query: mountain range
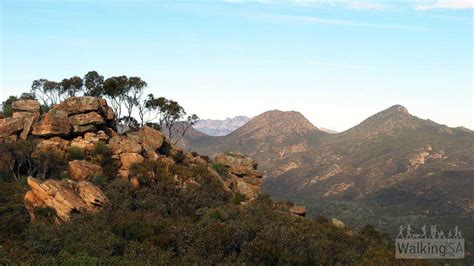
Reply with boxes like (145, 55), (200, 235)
(193, 116), (251, 136)
(184, 105), (474, 251)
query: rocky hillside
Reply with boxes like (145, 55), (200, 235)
(193, 116), (251, 136)
(185, 105), (474, 256)
(0, 96), (413, 264)
(0, 97), (271, 221)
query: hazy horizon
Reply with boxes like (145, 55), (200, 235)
(1, 0), (472, 131)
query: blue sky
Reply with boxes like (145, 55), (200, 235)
(1, 0), (472, 131)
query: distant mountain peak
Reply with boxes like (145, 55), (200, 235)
(194, 116), (251, 136)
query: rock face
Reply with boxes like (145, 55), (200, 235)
(0, 116), (25, 138)
(32, 109), (71, 137)
(24, 177), (109, 222)
(69, 112), (104, 126)
(214, 152), (263, 200)
(54, 96), (101, 115)
(13, 112), (40, 139)
(68, 160), (103, 181)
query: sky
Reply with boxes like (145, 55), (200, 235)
(0, 0), (473, 131)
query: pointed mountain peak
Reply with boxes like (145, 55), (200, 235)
(344, 105), (416, 137)
(384, 104), (409, 114)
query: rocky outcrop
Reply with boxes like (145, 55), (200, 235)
(14, 96), (272, 224)
(215, 152), (263, 179)
(24, 177), (109, 223)
(214, 152), (263, 200)
(0, 97), (115, 140)
(68, 160), (103, 181)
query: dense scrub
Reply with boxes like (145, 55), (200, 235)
(0, 161), (410, 265)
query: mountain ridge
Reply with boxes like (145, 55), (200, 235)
(184, 104), (474, 254)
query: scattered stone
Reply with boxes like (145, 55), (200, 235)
(330, 218), (346, 229)
(289, 205), (306, 217)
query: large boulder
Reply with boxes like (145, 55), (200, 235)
(68, 160), (103, 181)
(53, 96), (101, 115)
(69, 112), (104, 126)
(119, 153), (144, 169)
(32, 109), (71, 137)
(127, 126), (165, 151)
(24, 177), (109, 222)
(109, 135), (142, 155)
(0, 116), (24, 138)
(118, 153), (144, 179)
(11, 100), (40, 113)
(127, 127), (165, 160)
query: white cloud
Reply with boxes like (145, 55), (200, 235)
(415, 0), (474, 10)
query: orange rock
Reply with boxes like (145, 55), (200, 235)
(24, 177), (109, 223)
(68, 160), (103, 181)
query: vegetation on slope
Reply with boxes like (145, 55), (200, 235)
(0, 162), (411, 264)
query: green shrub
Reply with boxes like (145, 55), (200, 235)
(129, 160), (171, 186)
(35, 147), (66, 180)
(91, 175), (106, 187)
(33, 207), (57, 224)
(211, 163), (230, 180)
(62, 255), (100, 266)
(67, 147), (85, 161)
(231, 193), (246, 205)
(91, 142), (119, 179)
